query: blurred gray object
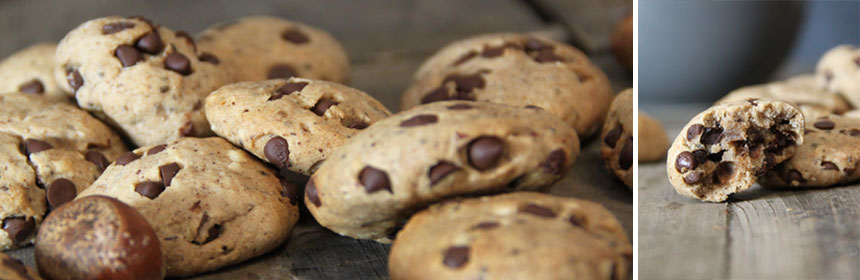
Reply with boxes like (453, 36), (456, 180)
(640, 0), (805, 104)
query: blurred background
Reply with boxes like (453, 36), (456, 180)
(641, 0), (860, 106)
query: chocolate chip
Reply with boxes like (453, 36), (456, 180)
(444, 74), (485, 99)
(135, 32), (163, 54)
(202, 224), (222, 244)
(305, 179), (321, 207)
(421, 87), (450, 104)
(85, 151), (109, 171)
(443, 246), (470, 268)
(533, 49), (563, 63)
(683, 170), (704, 184)
(18, 80), (44, 94)
(471, 221), (500, 230)
(23, 139), (52, 155)
(847, 129), (860, 137)
(400, 114), (438, 127)
(715, 162), (736, 184)
(198, 52), (220, 64)
(524, 39), (552, 52)
(267, 64), (298, 79)
(102, 22), (135, 34)
(687, 124), (704, 141)
(429, 161), (459, 185)
(447, 104), (473, 110)
(481, 46), (507, 58)
(67, 69), (84, 91)
(312, 99), (338, 116)
(2, 217), (35, 244)
(468, 136), (504, 171)
(700, 126), (724, 145)
(814, 120), (835, 130)
(115, 45), (143, 67)
(453, 50), (477, 66)
(264, 136), (290, 169)
(604, 125), (623, 148)
(675, 151), (697, 172)
(568, 214), (586, 227)
(822, 161), (839, 170)
(115, 152), (140, 166)
(159, 163), (181, 187)
(270, 82), (309, 101)
(707, 150), (725, 162)
(147, 144), (167, 155)
(786, 169), (804, 183)
(619, 137), (633, 170)
(282, 28), (310, 44)
(47, 178), (77, 208)
(174, 30), (195, 50)
(346, 121), (369, 130)
(540, 149), (566, 175)
(135, 181), (165, 199)
(525, 105), (542, 110)
(164, 52), (192, 75)
(359, 166), (392, 194)
(520, 204), (557, 218)
(179, 121), (195, 137)
(692, 149), (708, 164)
(280, 179), (299, 205)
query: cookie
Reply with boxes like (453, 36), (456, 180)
(400, 33), (613, 136)
(639, 112), (669, 163)
(817, 45), (860, 107)
(54, 16), (233, 146)
(78, 137), (299, 277)
(0, 252), (41, 280)
(198, 16), (350, 83)
(760, 115), (860, 188)
(600, 89), (633, 188)
(0, 43), (69, 101)
(667, 100), (804, 202)
(718, 75), (851, 120)
(611, 14), (633, 71)
(305, 101), (579, 241)
(205, 78), (391, 175)
(389, 192), (631, 280)
(0, 93), (127, 250)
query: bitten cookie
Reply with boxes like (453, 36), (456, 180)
(389, 192), (631, 280)
(55, 16), (233, 146)
(0, 43), (68, 101)
(78, 137), (299, 277)
(718, 75), (851, 120)
(1, 94), (127, 250)
(401, 33), (613, 136)
(600, 89), (633, 188)
(205, 78), (391, 175)
(198, 16), (350, 83)
(0, 252), (42, 280)
(305, 101), (579, 241)
(639, 112), (669, 163)
(817, 45), (860, 107)
(610, 14), (633, 71)
(760, 116), (860, 188)
(667, 100), (804, 202)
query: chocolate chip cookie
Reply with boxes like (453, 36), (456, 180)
(817, 45), (860, 107)
(55, 16), (233, 146)
(718, 75), (851, 120)
(78, 137), (299, 277)
(400, 33), (613, 136)
(205, 78), (391, 175)
(198, 16), (350, 83)
(0, 43), (69, 101)
(0, 93), (127, 250)
(0, 252), (41, 280)
(600, 89), (633, 188)
(389, 192), (631, 280)
(305, 101), (579, 241)
(760, 115), (860, 188)
(639, 112), (669, 163)
(667, 100), (804, 202)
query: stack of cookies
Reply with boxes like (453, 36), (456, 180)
(0, 14), (631, 280)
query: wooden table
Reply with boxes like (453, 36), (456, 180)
(1, 0), (632, 279)
(639, 104), (860, 280)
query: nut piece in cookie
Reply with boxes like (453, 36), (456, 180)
(305, 101), (579, 241)
(35, 195), (164, 280)
(0, 252), (42, 280)
(639, 112), (669, 163)
(389, 192), (631, 280)
(600, 89), (634, 188)
(666, 99), (804, 202)
(0, 43), (69, 101)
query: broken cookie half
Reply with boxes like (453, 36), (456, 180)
(667, 99), (804, 202)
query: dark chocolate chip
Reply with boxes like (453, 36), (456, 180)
(814, 120), (835, 130)
(46, 178), (76, 208)
(533, 49), (563, 63)
(179, 121), (195, 137)
(280, 179), (299, 205)
(115, 45), (143, 67)
(447, 104), (473, 110)
(359, 166), (392, 194)
(715, 162), (736, 184)
(164, 52), (192, 75)
(400, 114), (438, 127)
(174, 30), (195, 50)
(453, 50), (477, 66)
(18, 80), (44, 94)
(443, 246), (470, 268)
(84, 151), (110, 171)
(848, 129), (860, 137)
(481, 46), (507, 58)
(2, 217), (35, 244)
(525, 105), (543, 110)
(786, 169), (804, 183)
(312, 99), (338, 116)
(115, 152), (141, 166)
(707, 150), (725, 162)
(159, 163), (181, 187)
(346, 121), (369, 130)
(692, 149), (708, 165)
(135, 181), (165, 199)
(471, 221), (500, 230)
(700, 126), (724, 145)
(203, 224), (222, 244)
(305, 179), (321, 207)
(619, 137), (633, 170)
(135, 32), (164, 54)
(23, 139), (52, 155)
(468, 136), (504, 171)
(270, 82), (309, 101)
(688, 124), (705, 140)
(683, 170), (704, 184)
(282, 28), (310, 44)
(147, 144), (167, 155)
(267, 64), (298, 79)
(67, 69), (84, 91)
(421, 87), (450, 104)
(540, 149), (567, 175)
(102, 22), (135, 34)
(428, 161), (459, 185)
(822, 161), (839, 170)
(264, 136), (290, 169)
(568, 214), (586, 227)
(198, 52), (220, 64)
(520, 204), (557, 218)
(675, 151), (697, 172)
(604, 125), (623, 148)
(444, 74), (485, 99)
(524, 39), (552, 52)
